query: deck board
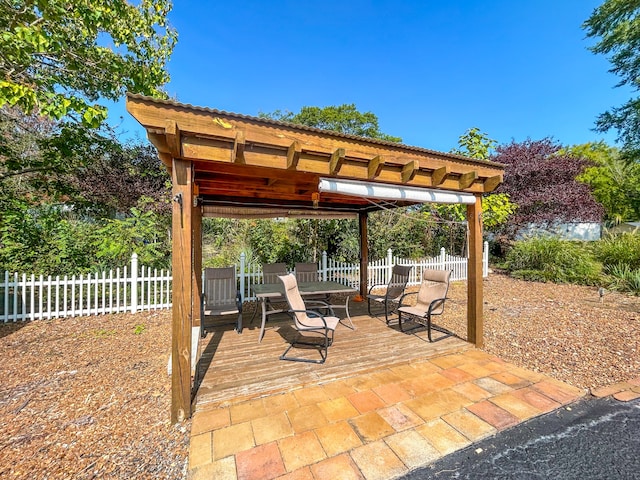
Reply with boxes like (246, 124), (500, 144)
(194, 300), (470, 409)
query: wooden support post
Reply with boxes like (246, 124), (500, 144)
(171, 159), (193, 423)
(192, 198), (202, 327)
(466, 194), (483, 347)
(359, 212), (368, 300)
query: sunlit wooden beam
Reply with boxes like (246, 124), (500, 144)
(483, 174), (503, 192)
(165, 120), (181, 158)
(401, 160), (419, 183)
(368, 155), (385, 179)
(459, 171), (478, 189)
(287, 141), (301, 169)
(231, 130), (245, 164)
(431, 166), (449, 186)
(329, 148), (345, 175)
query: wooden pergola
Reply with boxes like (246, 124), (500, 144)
(126, 93), (505, 422)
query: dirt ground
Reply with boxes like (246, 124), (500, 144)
(0, 273), (638, 479)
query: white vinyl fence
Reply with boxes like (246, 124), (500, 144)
(1, 243), (488, 322)
(1, 254), (171, 322)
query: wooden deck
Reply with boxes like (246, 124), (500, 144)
(193, 299), (470, 409)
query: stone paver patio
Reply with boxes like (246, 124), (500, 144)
(188, 348), (586, 480)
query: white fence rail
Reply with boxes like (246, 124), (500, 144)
(1, 243), (488, 322)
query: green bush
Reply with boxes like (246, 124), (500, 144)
(603, 264), (640, 294)
(593, 232), (640, 270)
(504, 237), (602, 285)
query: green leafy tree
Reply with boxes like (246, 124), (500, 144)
(0, 0), (177, 127)
(583, 1), (640, 156)
(567, 141), (640, 224)
(261, 104), (402, 142)
(450, 127), (497, 159)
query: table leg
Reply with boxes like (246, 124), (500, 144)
(258, 299), (267, 343)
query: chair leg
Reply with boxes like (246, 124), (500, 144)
(279, 328), (333, 364)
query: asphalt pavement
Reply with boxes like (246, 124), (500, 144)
(400, 396), (640, 480)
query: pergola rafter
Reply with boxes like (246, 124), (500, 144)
(126, 93), (505, 423)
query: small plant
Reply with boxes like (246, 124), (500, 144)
(504, 236), (602, 285)
(133, 324), (146, 335)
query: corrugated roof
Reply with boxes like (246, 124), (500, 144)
(126, 93), (503, 168)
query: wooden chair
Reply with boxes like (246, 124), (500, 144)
(201, 267), (242, 337)
(367, 265), (413, 325)
(278, 273), (340, 364)
(398, 269), (452, 342)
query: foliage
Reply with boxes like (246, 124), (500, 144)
(94, 201), (171, 270)
(450, 127), (497, 159)
(567, 141), (640, 224)
(593, 232), (640, 270)
(260, 104), (402, 142)
(0, 0), (176, 127)
(493, 138), (604, 233)
(133, 324), (146, 335)
(583, 1), (640, 157)
(504, 237), (602, 285)
(603, 264), (640, 294)
(0, 202), (99, 275)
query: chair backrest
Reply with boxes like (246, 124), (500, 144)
(279, 273), (309, 328)
(262, 263), (287, 283)
(295, 262), (320, 283)
(203, 267), (237, 308)
(387, 265), (413, 300)
(416, 269), (451, 315)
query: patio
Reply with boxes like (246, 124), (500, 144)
(189, 301), (586, 479)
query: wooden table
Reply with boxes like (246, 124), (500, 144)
(252, 281), (357, 342)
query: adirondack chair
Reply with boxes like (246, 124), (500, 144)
(367, 264), (413, 325)
(278, 273), (340, 364)
(201, 267), (242, 337)
(398, 269), (452, 342)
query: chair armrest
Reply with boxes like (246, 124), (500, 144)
(288, 309), (330, 328)
(426, 297), (447, 316)
(367, 283), (388, 295)
(398, 291), (418, 306)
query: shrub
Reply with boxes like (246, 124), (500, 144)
(593, 232), (640, 270)
(504, 237), (602, 285)
(604, 264), (640, 295)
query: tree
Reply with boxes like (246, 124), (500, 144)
(0, 0), (176, 127)
(568, 141), (640, 224)
(261, 104), (402, 142)
(583, 1), (640, 156)
(450, 127), (497, 159)
(493, 138), (604, 232)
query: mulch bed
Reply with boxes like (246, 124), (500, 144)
(0, 273), (638, 478)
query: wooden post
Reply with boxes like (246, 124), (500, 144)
(358, 212), (368, 300)
(171, 158), (193, 423)
(191, 198), (203, 379)
(466, 194), (483, 347)
(192, 200), (202, 327)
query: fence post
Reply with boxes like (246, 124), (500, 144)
(239, 252), (246, 302)
(440, 247), (446, 270)
(130, 253), (138, 313)
(321, 251), (327, 281)
(387, 248), (393, 282)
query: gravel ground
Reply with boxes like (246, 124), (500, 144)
(0, 273), (638, 479)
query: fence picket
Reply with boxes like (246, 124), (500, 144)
(2, 243), (488, 322)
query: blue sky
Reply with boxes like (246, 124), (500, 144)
(113, 0), (629, 154)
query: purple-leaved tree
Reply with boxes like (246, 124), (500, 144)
(493, 138), (604, 234)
